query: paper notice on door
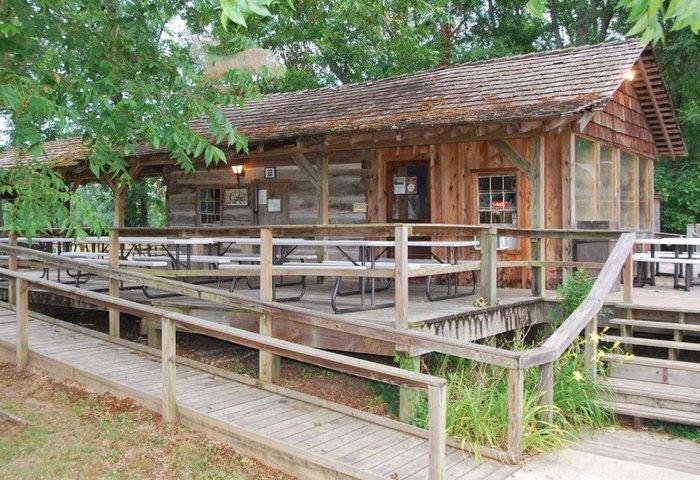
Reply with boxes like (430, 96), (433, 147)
(267, 198), (281, 212)
(258, 189), (268, 205)
(393, 176), (406, 194)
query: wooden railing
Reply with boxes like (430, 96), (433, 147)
(0, 224), (636, 464)
(0, 265), (449, 479)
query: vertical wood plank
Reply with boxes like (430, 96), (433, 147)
(8, 233), (17, 307)
(398, 354), (419, 423)
(428, 383), (447, 480)
(480, 227), (498, 305)
(531, 136), (546, 296)
(584, 315), (598, 379)
(623, 251), (633, 304)
(316, 153), (329, 264)
(538, 362), (554, 424)
(507, 367), (524, 459)
(561, 126), (574, 283)
(259, 228), (279, 382)
(670, 312), (684, 361)
(109, 187), (125, 338)
(16, 278), (29, 371)
(161, 315), (177, 423)
(394, 225), (409, 330)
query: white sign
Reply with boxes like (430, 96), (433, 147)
(268, 198), (281, 212)
(224, 188), (248, 206)
(393, 176), (406, 194)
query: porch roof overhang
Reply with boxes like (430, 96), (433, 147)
(0, 39), (687, 177)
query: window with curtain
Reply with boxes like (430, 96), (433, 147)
(478, 174), (517, 225)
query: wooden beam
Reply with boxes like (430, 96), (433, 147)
(638, 59), (675, 160)
(538, 362), (554, 424)
(258, 228), (280, 382)
(394, 225), (410, 330)
(507, 368), (524, 459)
(109, 185), (125, 338)
(489, 139), (531, 180)
(428, 383), (447, 479)
(530, 136), (545, 296)
(161, 315), (177, 422)
(291, 152), (319, 188)
(16, 278), (29, 370)
(480, 228), (498, 306)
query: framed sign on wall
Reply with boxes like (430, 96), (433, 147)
(264, 167), (276, 179)
(224, 187), (248, 206)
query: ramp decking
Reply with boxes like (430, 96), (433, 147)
(0, 306), (517, 480)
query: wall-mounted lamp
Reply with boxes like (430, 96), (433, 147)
(623, 68), (636, 82)
(231, 163), (245, 188)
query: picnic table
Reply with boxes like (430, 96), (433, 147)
(634, 237), (700, 291)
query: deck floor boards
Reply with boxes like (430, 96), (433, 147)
(0, 309), (510, 479)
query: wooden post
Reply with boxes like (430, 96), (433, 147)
(161, 315), (177, 423)
(507, 367), (524, 459)
(316, 153), (329, 270)
(670, 312), (685, 361)
(259, 228), (279, 382)
(8, 233), (17, 307)
(584, 315), (598, 379)
(428, 383), (447, 480)
(16, 278), (29, 371)
(108, 230), (120, 337)
(561, 126), (575, 283)
(479, 228), (498, 305)
(109, 186), (125, 338)
(531, 136), (546, 296)
(398, 354), (420, 423)
(394, 225), (409, 330)
(623, 250), (634, 304)
(538, 362), (554, 424)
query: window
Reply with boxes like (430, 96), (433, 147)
(619, 152), (636, 229)
(478, 174), (517, 225)
(575, 137), (596, 221)
(638, 158), (651, 231)
(199, 188), (221, 225)
(599, 146), (616, 221)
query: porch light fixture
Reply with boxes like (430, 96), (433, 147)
(231, 163), (245, 188)
(623, 68), (636, 82)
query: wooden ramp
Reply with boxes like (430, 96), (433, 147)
(0, 307), (517, 480)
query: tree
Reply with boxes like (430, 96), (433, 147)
(1, 0), (271, 237)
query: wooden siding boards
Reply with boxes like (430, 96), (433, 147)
(583, 81), (656, 158)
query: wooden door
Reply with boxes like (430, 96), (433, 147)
(255, 182), (290, 225)
(386, 160), (431, 223)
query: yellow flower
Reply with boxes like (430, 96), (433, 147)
(612, 340), (621, 350)
(572, 371), (583, 382)
(623, 352), (635, 362)
(588, 331), (602, 344)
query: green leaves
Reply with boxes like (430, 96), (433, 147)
(220, 0), (274, 29)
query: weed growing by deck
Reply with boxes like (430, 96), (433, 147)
(410, 269), (615, 458)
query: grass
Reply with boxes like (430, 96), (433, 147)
(650, 421), (700, 443)
(407, 269), (616, 459)
(0, 363), (292, 480)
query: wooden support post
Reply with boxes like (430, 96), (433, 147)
(428, 383), (447, 480)
(531, 136), (546, 296)
(16, 278), (29, 371)
(538, 362), (554, 424)
(670, 312), (685, 361)
(584, 315), (598, 379)
(161, 315), (177, 423)
(316, 153), (330, 279)
(8, 233), (17, 307)
(507, 367), (524, 459)
(108, 230), (120, 337)
(531, 238), (545, 297)
(109, 186), (125, 338)
(480, 228), (498, 305)
(394, 225), (409, 330)
(398, 354), (420, 423)
(259, 228), (279, 382)
(623, 251), (634, 304)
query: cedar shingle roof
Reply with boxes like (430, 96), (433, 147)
(0, 39), (686, 168)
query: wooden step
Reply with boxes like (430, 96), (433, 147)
(608, 318), (700, 333)
(603, 353), (700, 373)
(602, 401), (700, 427)
(604, 378), (700, 413)
(602, 334), (700, 352)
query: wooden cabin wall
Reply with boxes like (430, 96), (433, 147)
(583, 81), (655, 158)
(372, 138), (555, 289)
(166, 151), (370, 227)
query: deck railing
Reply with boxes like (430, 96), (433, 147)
(0, 224), (637, 465)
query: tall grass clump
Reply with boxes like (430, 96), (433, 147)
(411, 269), (616, 458)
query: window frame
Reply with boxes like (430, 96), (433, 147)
(196, 186), (223, 226)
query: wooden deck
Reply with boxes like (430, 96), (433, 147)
(0, 305), (518, 480)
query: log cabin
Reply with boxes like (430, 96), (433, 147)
(0, 39), (687, 289)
